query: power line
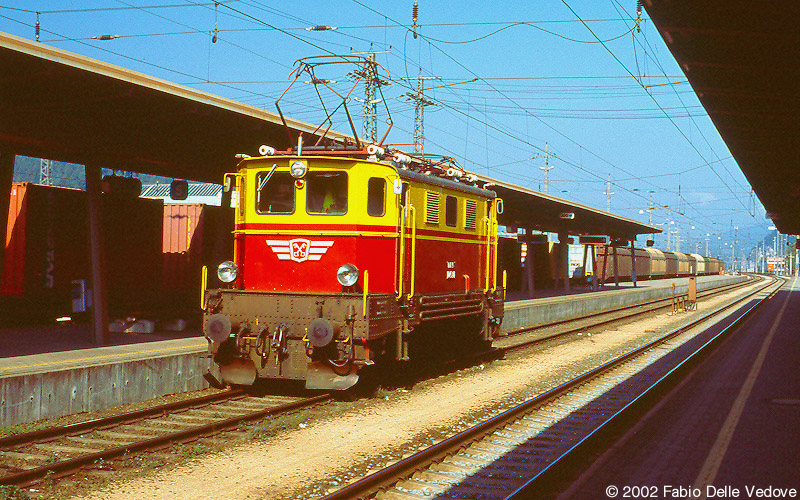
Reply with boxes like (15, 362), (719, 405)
(576, 0), (751, 211)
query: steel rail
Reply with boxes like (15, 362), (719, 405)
(0, 276), (761, 490)
(0, 389), (246, 448)
(318, 276), (781, 500)
(0, 394), (330, 486)
(505, 276), (785, 499)
(418, 276), (761, 396)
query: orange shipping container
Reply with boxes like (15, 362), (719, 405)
(161, 203), (232, 311)
(163, 204), (205, 291)
(3, 183), (88, 299)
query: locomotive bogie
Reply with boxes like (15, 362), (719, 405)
(204, 288), (403, 389)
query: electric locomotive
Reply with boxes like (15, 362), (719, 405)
(202, 145), (504, 390)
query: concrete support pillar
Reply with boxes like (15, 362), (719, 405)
(581, 244), (589, 286)
(630, 239), (637, 287)
(591, 245), (598, 291)
(0, 150), (13, 286)
(600, 244), (609, 289)
(612, 244), (620, 287)
(558, 232), (569, 292)
(85, 163), (109, 345)
(524, 230), (535, 299)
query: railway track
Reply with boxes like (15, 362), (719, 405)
(0, 389), (330, 486)
(0, 277), (759, 491)
(405, 277), (760, 387)
(320, 276), (783, 500)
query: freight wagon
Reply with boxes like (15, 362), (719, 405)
(595, 245), (724, 283)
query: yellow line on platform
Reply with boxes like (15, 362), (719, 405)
(0, 343), (207, 373)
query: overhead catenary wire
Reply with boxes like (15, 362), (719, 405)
(544, 0), (745, 232)
(0, 2), (759, 239)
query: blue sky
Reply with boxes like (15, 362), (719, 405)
(0, 1), (769, 259)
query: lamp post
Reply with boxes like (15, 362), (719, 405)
(768, 225), (778, 275)
(666, 208), (672, 251)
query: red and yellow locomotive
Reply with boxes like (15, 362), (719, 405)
(203, 146), (504, 390)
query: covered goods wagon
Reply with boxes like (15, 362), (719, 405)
(596, 245), (652, 282)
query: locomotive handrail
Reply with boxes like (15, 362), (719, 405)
(201, 265), (208, 310)
(235, 172), (246, 221)
(396, 202), (406, 299)
(491, 218), (499, 292)
(484, 207), (500, 292)
(362, 270), (369, 317)
(484, 215), (491, 292)
(491, 199), (502, 292)
(407, 204), (417, 300)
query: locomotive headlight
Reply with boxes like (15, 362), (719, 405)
(217, 260), (239, 283)
(336, 264), (359, 287)
(290, 160), (307, 178)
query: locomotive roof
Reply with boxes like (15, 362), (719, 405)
(238, 155), (497, 199)
(397, 168), (496, 199)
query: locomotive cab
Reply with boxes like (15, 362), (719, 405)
(203, 153), (504, 390)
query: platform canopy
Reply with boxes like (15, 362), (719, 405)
(477, 175), (660, 240)
(0, 30), (658, 239)
(644, 1), (800, 235)
(0, 31), (348, 183)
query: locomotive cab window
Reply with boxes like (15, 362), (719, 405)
(445, 195), (458, 227)
(307, 171), (348, 214)
(256, 171), (295, 214)
(367, 177), (386, 217)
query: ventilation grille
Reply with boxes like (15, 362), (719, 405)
(465, 200), (477, 230)
(425, 191), (440, 225)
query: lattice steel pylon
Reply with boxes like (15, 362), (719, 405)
(532, 143), (556, 194)
(402, 73), (440, 154)
(363, 57), (377, 142)
(39, 158), (52, 185)
(351, 51), (390, 143)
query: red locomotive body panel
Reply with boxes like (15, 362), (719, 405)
(237, 224), (397, 293)
(402, 229), (486, 294)
(235, 223), (487, 295)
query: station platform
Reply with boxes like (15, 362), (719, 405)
(558, 276), (800, 498)
(502, 274), (747, 336)
(0, 274), (748, 427)
(505, 274), (741, 302)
